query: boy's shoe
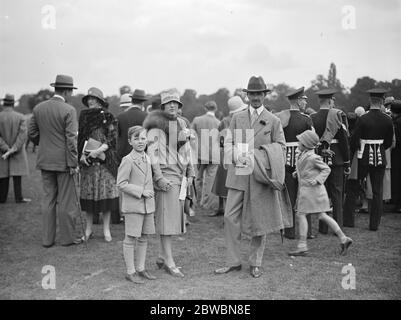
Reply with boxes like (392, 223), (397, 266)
(340, 237), (353, 256)
(288, 248), (309, 256)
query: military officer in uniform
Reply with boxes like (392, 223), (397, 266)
(350, 89), (394, 230)
(310, 89), (350, 234)
(277, 87), (314, 239)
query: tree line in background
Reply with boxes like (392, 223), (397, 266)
(6, 63), (401, 122)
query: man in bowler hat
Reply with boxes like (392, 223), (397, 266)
(214, 76), (286, 278)
(29, 74), (83, 247)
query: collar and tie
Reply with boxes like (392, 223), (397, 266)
(250, 109), (259, 126)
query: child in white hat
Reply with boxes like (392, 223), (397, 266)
(289, 130), (353, 256)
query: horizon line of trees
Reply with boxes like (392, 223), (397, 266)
(4, 63), (400, 123)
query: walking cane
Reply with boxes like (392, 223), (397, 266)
(71, 169), (88, 249)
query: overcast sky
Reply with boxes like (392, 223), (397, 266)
(1, 0), (400, 99)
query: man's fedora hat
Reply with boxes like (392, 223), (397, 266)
(82, 87), (107, 107)
(1, 93), (16, 106)
(204, 100), (218, 111)
(243, 76), (271, 93)
(130, 89), (147, 102)
(50, 74), (77, 89)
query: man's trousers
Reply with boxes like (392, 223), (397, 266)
(224, 188), (266, 267)
(41, 170), (80, 246)
(0, 176), (23, 202)
(358, 165), (385, 231)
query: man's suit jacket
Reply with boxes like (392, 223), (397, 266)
(117, 107), (147, 160)
(28, 96), (78, 172)
(224, 107), (286, 191)
(191, 113), (220, 164)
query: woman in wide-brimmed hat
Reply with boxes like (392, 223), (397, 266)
(143, 89), (195, 278)
(78, 87), (119, 242)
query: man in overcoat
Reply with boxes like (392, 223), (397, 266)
(0, 94), (30, 203)
(214, 76), (286, 278)
(29, 74), (82, 247)
(191, 100), (221, 211)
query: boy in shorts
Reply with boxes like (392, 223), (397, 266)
(117, 126), (156, 283)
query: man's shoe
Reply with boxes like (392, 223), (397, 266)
(340, 237), (353, 255)
(307, 234), (316, 239)
(214, 265), (241, 274)
(137, 270), (157, 280)
(61, 238), (83, 246)
(288, 248), (308, 256)
(42, 243), (54, 248)
(125, 273), (145, 284)
(250, 266), (263, 278)
(208, 209), (224, 217)
(16, 198), (31, 203)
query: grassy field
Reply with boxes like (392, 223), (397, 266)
(0, 151), (400, 300)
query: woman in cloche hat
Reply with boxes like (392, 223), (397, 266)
(78, 87), (119, 242)
(288, 130), (353, 257)
(142, 89), (195, 278)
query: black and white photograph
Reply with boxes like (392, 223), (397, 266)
(0, 0), (400, 304)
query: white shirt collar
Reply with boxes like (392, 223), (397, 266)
(206, 111), (216, 117)
(53, 94), (65, 102)
(249, 105), (264, 116)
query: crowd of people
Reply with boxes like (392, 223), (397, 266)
(1, 73), (400, 283)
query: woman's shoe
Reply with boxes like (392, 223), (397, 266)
(104, 234), (112, 242)
(81, 232), (94, 241)
(156, 258), (165, 269)
(163, 264), (184, 278)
